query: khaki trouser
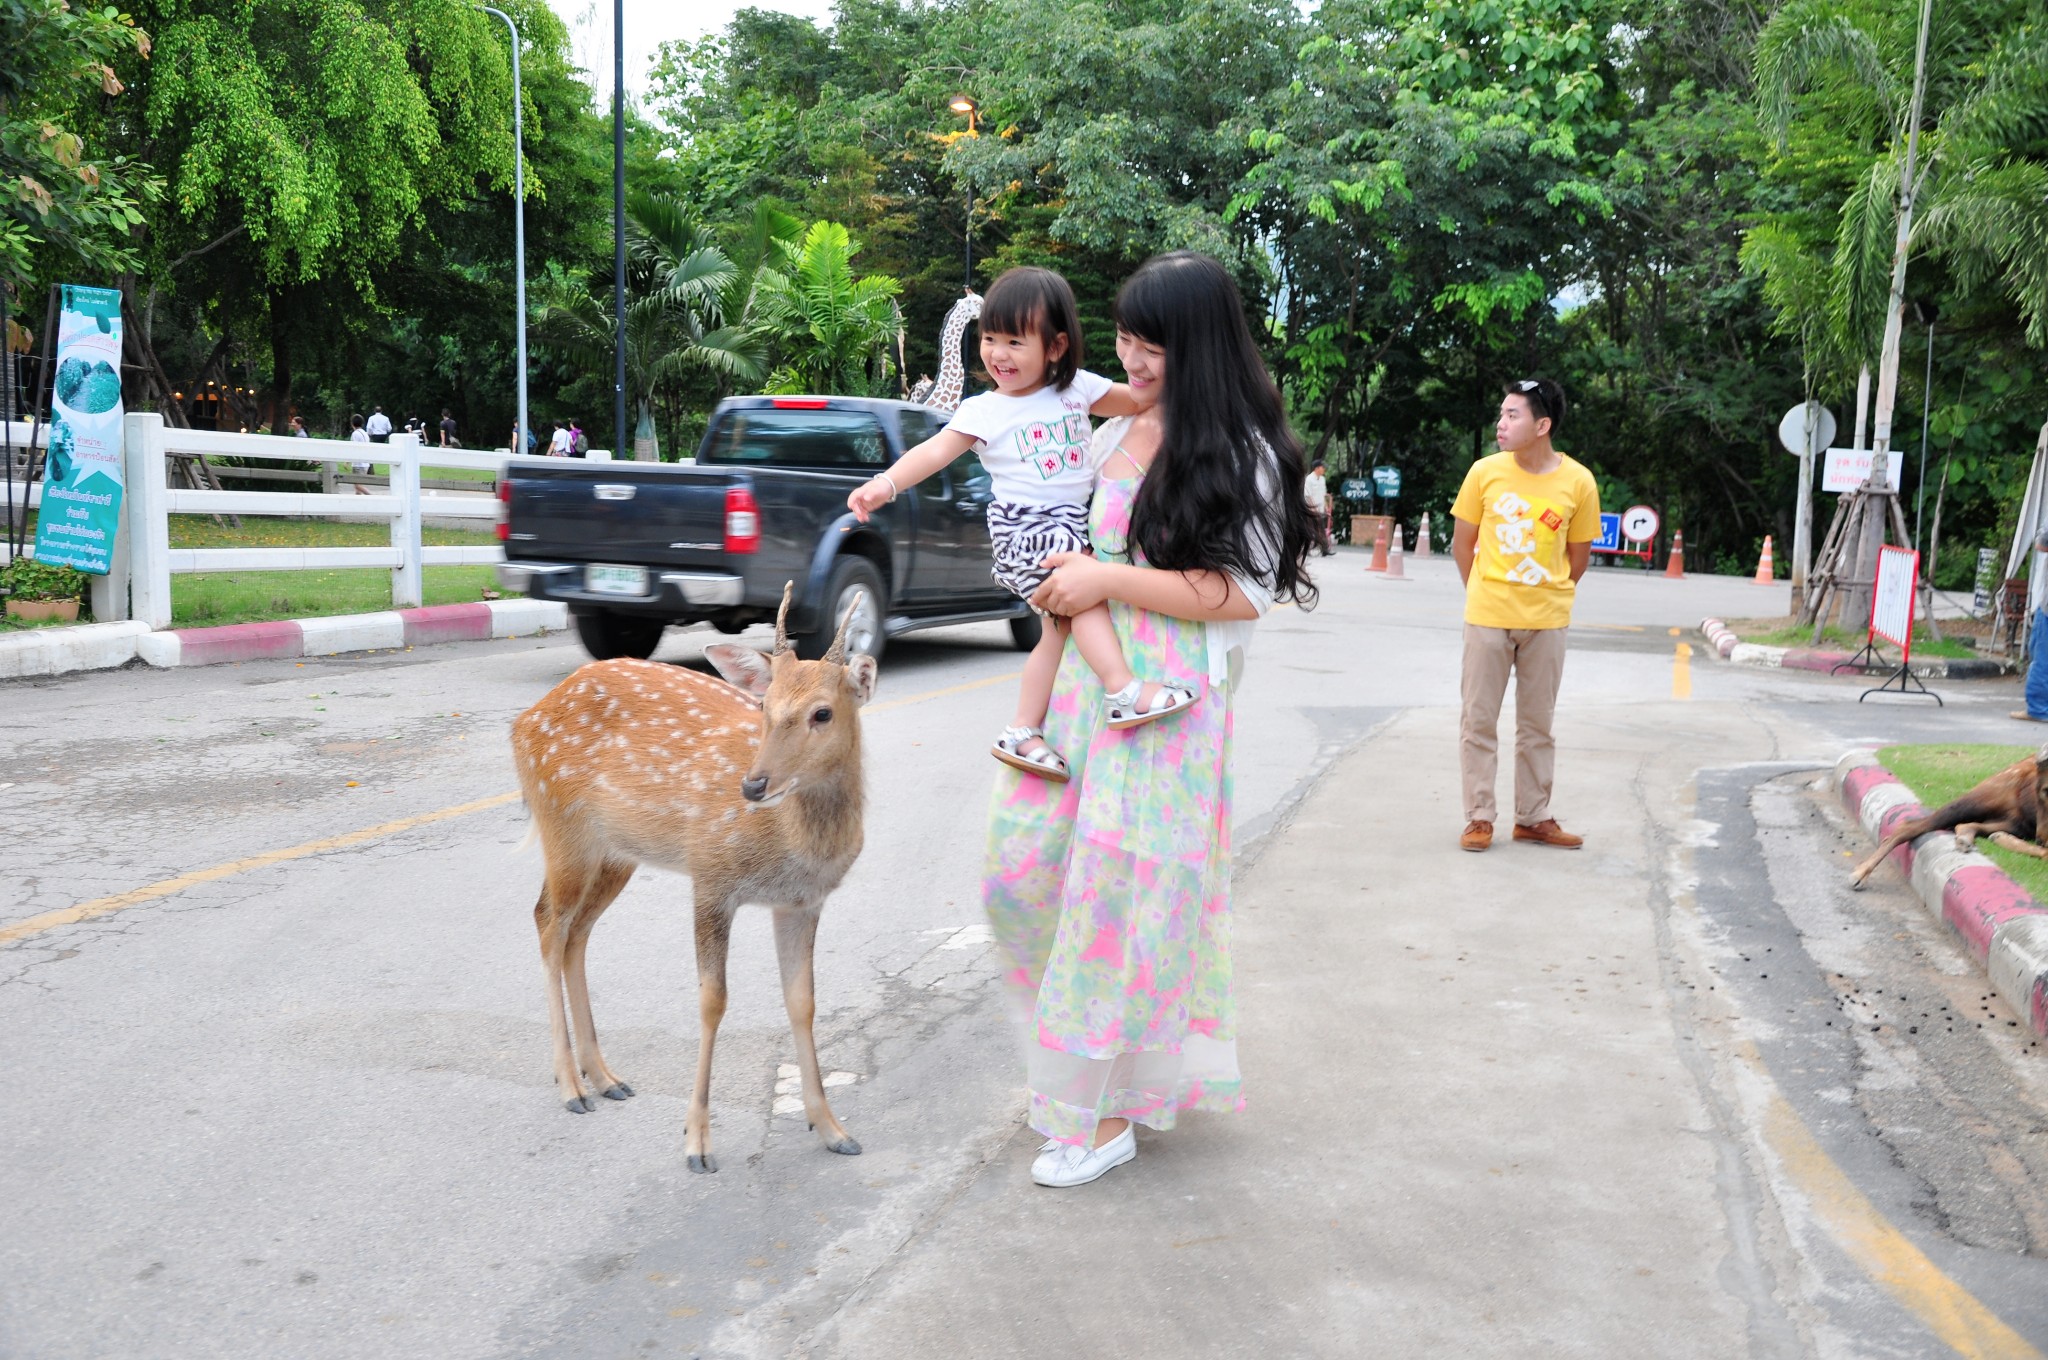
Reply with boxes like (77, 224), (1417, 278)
(1459, 624), (1569, 825)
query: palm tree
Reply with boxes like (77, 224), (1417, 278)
(531, 192), (766, 460)
(756, 221), (903, 396)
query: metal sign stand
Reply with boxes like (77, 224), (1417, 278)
(1832, 544), (1940, 704)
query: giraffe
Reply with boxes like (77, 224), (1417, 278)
(915, 290), (983, 413)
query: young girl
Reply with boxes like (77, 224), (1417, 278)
(985, 251), (1317, 1188)
(848, 266), (1197, 780)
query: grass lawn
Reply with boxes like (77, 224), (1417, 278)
(1736, 619), (1978, 660)
(173, 565), (501, 626)
(1875, 743), (2048, 902)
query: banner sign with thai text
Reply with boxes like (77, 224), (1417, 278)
(1870, 544), (1918, 655)
(32, 284), (125, 575)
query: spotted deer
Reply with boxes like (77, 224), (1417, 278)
(511, 587), (876, 1172)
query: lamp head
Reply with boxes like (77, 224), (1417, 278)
(948, 95), (978, 115)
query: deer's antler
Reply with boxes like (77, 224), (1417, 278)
(823, 599), (858, 664)
(773, 581), (794, 654)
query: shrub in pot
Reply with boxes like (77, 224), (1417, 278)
(1, 557), (87, 622)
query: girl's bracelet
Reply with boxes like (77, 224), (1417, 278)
(874, 472), (900, 502)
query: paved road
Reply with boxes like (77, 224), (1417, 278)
(4, 554), (2048, 1358)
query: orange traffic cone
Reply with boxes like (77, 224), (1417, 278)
(1365, 517), (1390, 572)
(1753, 535), (1774, 584)
(1665, 529), (1685, 579)
(1414, 512), (1434, 558)
(1381, 528), (1409, 580)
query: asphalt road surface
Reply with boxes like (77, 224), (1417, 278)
(6, 553), (2048, 1358)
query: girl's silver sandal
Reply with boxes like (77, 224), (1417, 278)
(993, 726), (1070, 781)
(1105, 680), (1198, 730)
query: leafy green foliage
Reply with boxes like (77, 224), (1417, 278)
(0, 0), (159, 287)
(0, 554), (86, 601)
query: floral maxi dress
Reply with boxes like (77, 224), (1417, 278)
(982, 428), (1243, 1148)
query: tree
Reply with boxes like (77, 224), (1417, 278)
(757, 220), (901, 396)
(532, 191), (768, 459)
(0, 0), (158, 290)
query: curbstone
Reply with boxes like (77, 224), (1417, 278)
(399, 603), (493, 647)
(0, 620), (149, 680)
(301, 612), (406, 655)
(485, 598), (568, 638)
(1835, 747), (2048, 1038)
(1723, 638), (2014, 679)
(6, 598), (571, 679)
(1698, 617), (1739, 658)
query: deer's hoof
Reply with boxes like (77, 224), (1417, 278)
(825, 1135), (862, 1156)
(602, 1083), (635, 1101)
(1848, 876), (1867, 892)
(564, 1095), (595, 1114)
(687, 1153), (718, 1174)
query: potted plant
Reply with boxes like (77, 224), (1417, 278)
(1, 556), (88, 622)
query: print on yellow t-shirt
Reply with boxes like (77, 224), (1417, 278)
(1450, 452), (1601, 630)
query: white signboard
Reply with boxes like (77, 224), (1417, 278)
(1620, 504), (1660, 543)
(1870, 545), (1918, 652)
(1822, 446), (1905, 494)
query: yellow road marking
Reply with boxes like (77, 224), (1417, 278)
(1761, 1087), (2041, 1358)
(0, 792), (522, 946)
(1673, 641), (1692, 700)
(3, 668), (1020, 946)
(1579, 622), (1646, 633)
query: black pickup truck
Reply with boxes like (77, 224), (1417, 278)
(495, 395), (1041, 662)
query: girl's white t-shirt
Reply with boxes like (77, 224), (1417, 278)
(945, 369), (1115, 509)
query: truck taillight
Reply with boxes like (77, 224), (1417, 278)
(495, 478), (511, 542)
(724, 486), (760, 554)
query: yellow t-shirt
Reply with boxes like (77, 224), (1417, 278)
(1450, 451), (1602, 630)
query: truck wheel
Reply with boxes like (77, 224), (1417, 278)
(798, 557), (885, 662)
(1008, 612), (1043, 652)
(575, 610), (666, 661)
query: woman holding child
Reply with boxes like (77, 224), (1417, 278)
(982, 251), (1317, 1188)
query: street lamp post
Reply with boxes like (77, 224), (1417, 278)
(478, 6), (527, 456)
(949, 95), (979, 291)
(612, 0), (626, 462)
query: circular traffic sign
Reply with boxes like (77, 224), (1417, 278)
(1621, 504), (1660, 543)
(1777, 401), (1837, 457)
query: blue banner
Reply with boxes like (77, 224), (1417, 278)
(33, 285), (125, 575)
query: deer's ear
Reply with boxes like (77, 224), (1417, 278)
(842, 653), (878, 706)
(705, 644), (775, 699)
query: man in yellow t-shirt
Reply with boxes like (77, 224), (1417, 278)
(1449, 378), (1601, 853)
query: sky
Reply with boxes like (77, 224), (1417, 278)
(545, 0), (834, 103)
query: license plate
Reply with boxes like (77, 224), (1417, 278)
(585, 564), (648, 596)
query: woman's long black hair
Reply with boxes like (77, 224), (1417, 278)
(1114, 251), (1317, 608)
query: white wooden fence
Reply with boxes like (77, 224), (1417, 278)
(4, 413), (585, 629)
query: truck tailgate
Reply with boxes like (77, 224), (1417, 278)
(507, 464), (735, 568)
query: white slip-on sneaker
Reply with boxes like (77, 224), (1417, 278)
(1031, 1123), (1136, 1188)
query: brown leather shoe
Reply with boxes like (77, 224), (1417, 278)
(1460, 820), (1493, 852)
(1513, 819), (1584, 849)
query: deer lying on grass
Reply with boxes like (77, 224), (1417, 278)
(511, 586), (876, 1172)
(1850, 749), (2048, 889)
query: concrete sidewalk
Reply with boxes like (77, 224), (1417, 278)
(800, 701), (1767, 1357)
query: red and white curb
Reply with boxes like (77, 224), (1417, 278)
(1699, 617), (1739, 658)
(1704, 618), (2015, 678)
(1836, 748), (2048, 1037)
(0, 599), (567, 679)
